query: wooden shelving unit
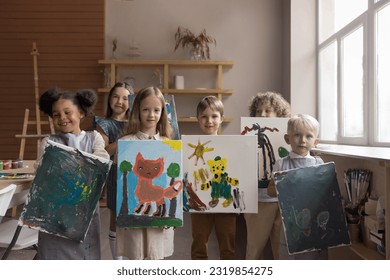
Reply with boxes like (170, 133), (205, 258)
(313, 144), (390, 260)
(97, 59), (234, 123)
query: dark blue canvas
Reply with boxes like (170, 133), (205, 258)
(275, 162), (350, 254)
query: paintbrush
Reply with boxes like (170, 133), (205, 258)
(344, 171), (352, 205)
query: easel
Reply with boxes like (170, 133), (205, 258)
(15, 42), (54, 160)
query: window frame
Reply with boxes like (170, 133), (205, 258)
(317, 0), (390, 147)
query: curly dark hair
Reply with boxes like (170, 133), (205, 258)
(39, 88), (97, 117)
(248, 91), (290, 117)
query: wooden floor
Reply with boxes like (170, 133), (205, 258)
(0, 206), (360, 260)
(0, 207), (220, 260)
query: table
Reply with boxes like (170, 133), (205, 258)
(0, 160), (35, 216)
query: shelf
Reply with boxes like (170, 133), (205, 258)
(98, 59), (234, 67)
(313, 144), (390, 161)
(178, 117), (233, 123)
(97, 88), (233, 95)
(98, 59), (234, 128)
(97, 59), (234, 93)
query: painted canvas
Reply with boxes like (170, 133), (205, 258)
(116, 139), (183, 228)
(129, 93), (180, 140)
(19, 141), (112, 242)
(182, 135), (258, 213)
(274, 162), (350, 255)
(241, 117), (289, 188)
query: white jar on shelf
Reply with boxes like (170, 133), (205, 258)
(174, 75), (184, 89)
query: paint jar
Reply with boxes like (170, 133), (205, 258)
(13, 159), (23, 169)
(3, 160), (11, 170)
(12, 159), (23, 169)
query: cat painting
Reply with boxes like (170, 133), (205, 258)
(133, 152), (183, 217)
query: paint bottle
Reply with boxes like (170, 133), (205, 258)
(12, 159), (24, 169)
(0, 160), (3, 171)
(3, 160), (11, 170)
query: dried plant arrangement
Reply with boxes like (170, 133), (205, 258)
(174, 26), (216, 60)
(111, 38), (117, 59)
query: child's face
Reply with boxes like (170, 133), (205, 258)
(197, 107), (224, 135)
(139, 95), (163, 134)
(109, 87), (130, 119)
(52, 99), (83, 134)
(256, 102), (277, 117)
(284, 124), (319, 157)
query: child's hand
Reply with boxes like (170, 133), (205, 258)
(267, 178), (277, 197)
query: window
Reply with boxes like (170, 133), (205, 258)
(377, 4), (390, 142)
(317, 0), (390, 146)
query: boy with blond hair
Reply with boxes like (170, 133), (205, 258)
(268, 114), (328, 260)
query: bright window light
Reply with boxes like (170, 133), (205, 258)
(319, 0), (367, 43)
(341, 27), (364, 138)
(376, 4), (390, 142)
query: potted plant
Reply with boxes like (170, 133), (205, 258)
(174, 26), (216, 60)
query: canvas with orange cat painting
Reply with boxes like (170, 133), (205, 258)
(116, 139), (183, 228)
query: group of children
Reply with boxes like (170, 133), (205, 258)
(36, 83), (326, 260)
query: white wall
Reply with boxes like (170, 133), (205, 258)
(105, 0), (286, 135)
(290, 0), (316, 117)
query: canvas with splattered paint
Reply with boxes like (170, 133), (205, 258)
(129, 94), (180, 140)
(274, 162), (350, 255)
(116, 139), (183, 228)
(182, 135), (258, 213)
(19, 141), (112, 242)
(241, 117), (290, 188)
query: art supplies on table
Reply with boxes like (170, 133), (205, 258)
(0, 174), (34, 180)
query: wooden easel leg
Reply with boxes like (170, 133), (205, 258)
(15, 43), (51, 161)
(11, 206), (18, 218)
(19, 109), (30, 160)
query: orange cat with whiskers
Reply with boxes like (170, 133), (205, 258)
(133, 152), (183, 217)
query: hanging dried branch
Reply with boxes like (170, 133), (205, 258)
(112, 38), (117, 52)
(174, 26), (216, 60)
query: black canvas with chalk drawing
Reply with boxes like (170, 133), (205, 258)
(275, 162), (351, 255)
